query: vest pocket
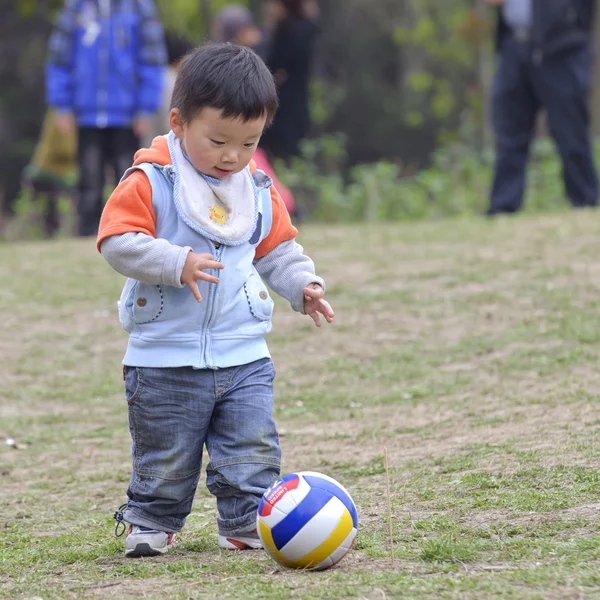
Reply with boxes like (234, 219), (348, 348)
(123, 282), (165, 325)
(118, 280), (135, 332)
(244, 273), (274, 321)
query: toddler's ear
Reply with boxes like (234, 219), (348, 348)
(169, 109), (185, 138)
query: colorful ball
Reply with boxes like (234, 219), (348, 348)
(257, 471), (358, 570)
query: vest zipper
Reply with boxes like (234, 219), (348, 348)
(202, 243), (225, 369)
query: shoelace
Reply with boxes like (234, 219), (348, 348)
(113, 503), (128, 537)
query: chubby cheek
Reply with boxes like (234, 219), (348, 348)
(244, 147), (257, 160)
(187, 144), (218, 169)
(240, 147), (258, 166)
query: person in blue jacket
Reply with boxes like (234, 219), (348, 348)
(485, 0), (598, 215)
(46, 0), (167, 237)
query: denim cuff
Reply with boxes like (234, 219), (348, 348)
(217, 512), (260, 536)
(124, 506), (184, 533)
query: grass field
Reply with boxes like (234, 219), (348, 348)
(2, 213), (600, 599)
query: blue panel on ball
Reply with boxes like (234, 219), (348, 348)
(303, 475), (358, 528)
(270, 487), (333, 550)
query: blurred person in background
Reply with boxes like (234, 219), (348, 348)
(46, 0), (167, 237)
(212, 4), (267, 58)
(485, 0), (598, 216)
(260, 0), (319, 163)
(21, 107), (77, 238)
(147, 31), (194, 143)
(212, 3), (296, 216)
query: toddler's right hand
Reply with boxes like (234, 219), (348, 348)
(181, 252), (224, 302)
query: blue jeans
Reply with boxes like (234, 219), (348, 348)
(122, 358), (281, 535)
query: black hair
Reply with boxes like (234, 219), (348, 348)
(170, 43), (278, 125)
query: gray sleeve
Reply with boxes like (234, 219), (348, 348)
(100, 232), (191, 288)
(254, 239), (325, 313)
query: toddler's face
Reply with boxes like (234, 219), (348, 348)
(170, 107), (267, 179)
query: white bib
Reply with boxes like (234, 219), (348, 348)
(170, 134), (256, 242)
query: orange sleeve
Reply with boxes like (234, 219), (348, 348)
(96, 170), (156, 252)
(255, 183), (298, 259)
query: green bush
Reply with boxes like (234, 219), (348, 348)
(275, 134), (588, 223)
(1, 188), (75, 241)
(3, 134), (594, 241)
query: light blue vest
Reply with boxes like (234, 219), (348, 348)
(118, 156), (274, 369)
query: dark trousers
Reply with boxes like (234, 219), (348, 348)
(489, 36), (598, 214)
(77, 127), (139, 237)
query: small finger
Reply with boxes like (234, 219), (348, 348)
(310, 311), (322, 328)
(196, 271), (220, 284)
(318, 300), (335, 322)
(188, 281), (203, 302)
(303, 286), (323, 300)
(194, 262), (224, 273)
(320, 309), (334, 323)
(197, 261), (224, 272)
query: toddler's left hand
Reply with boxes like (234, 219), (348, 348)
(303, 283), (334, 327)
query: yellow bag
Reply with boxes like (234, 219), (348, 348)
(25, 108), (77, 189)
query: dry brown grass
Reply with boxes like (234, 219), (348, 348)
(2, 213), (600, 598)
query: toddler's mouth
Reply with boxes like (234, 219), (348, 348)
(215, 167), (233, 177)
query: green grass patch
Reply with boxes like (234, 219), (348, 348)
(3, 215), (600, 598)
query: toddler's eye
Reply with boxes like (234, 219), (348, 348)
(244, 142), (257, 148)
(210, 139), (225, 146)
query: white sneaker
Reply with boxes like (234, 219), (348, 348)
(125, 525), (175, 557)
(218, 530), (263, 550)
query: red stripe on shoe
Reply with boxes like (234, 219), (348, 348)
(226, 538), (249, 550)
